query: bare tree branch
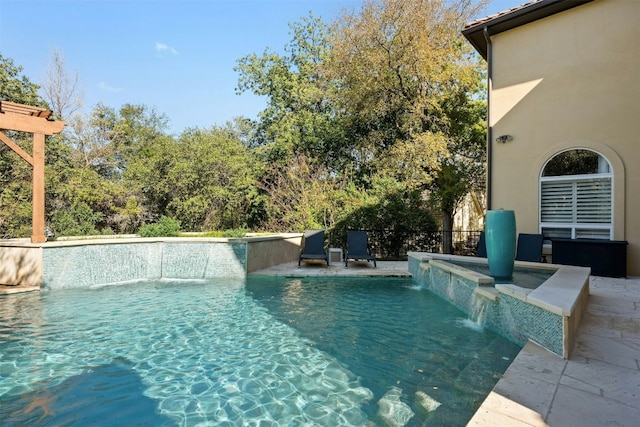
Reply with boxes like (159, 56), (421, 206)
(41, 48), (83, 120)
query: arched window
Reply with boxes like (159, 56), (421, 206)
(540, 149), (612, 240)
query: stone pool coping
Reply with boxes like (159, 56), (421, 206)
(469, 276), (640, 427)
(408, 252), (591, 359)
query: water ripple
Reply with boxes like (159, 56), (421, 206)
(1, 279), (373, 426)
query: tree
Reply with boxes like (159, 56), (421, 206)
(122, 132), (177, 225)
(122, 123), (262, 232)
(45, 140), (131, 236)
(41, 48), (83, 120)
(236, 14), (366, 230)
(43, 101), (171, 236)
(69, 103), (170, 179)
(0, 54), (44, 106)
(236, 14), (350, 172)
(257, 154), (340, 231)
(432, 92), (486, 251)
(326, 0), (488, 252)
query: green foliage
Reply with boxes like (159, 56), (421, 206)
(334, 178), (438, 231)
(0, 53), (45, 106)
(0, 182), (32, 238)
(161, 126), (261, 231)
(79, 103), (170, 179)
(50, 202), (103, 237)
(223, 228), (249, 238)
(255, 155), (345, 232)
(0, 0), (489, 246)
(138, 216), (181, 237)
(235, 14), (352, 172)
(45, 136), (133, 235)
(332, 178), (439, 258)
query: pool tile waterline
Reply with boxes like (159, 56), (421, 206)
(42, 242), (247, 288)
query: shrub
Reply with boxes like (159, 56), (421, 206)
(138, 216), (181, 237)
(50, 202), (102, 237)
(222, 228), (249, 238)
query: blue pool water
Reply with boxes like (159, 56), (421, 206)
(0, 277), (520, 426)
(449, 261), (555, 289)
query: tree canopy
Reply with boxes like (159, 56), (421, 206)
(0, 0), (488, 255)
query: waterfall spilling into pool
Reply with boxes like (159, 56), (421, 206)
(408, 252), (590, 359)
(469, 290), (492, 328)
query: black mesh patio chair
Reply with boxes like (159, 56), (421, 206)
(476, 232), (487, 258)
(345, 230), (376, 268)
(298, 229), (329, 266)
(515, 233), (544, 262)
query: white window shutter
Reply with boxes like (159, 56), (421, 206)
(541, 181), (574, 223)
(576, 178), (611, 224)
(540, 176), (612, 240)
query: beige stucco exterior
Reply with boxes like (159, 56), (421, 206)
(485, 0), (640, 275)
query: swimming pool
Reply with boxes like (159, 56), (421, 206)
(0, 277), (520, 426)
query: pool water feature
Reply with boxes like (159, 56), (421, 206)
(446, 261), (554, 289)
(0, 277), (521, 426)
(409, 252), (591, 359)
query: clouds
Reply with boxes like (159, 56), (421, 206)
(96, 41), (178, 98)
(155, 42), (178, 56)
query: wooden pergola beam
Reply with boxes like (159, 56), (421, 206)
(0, 101), (65, 243)
(0, 131), (33, 165)
(0, 111), (65, 135)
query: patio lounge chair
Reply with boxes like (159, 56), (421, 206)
(476, 232), (487, 258)
(345, 230), (376, 268)
(515, 233), (544, 262)
(298, 229), (329, 266)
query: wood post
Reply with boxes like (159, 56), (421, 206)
(0, 101), (65, 243)
(31, 133), (46, 243)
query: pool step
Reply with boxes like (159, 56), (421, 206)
(454, 337), (518, 398)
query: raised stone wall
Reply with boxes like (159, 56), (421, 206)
(1, 235), (302, 290)
(0, 243), (42, 287)
(246, 234), (302, 273)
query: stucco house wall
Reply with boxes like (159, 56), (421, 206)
(470, 0), (640, 275)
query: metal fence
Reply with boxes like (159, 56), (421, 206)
(326, 228), (483, 261)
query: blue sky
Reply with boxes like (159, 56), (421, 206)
(1, 0), (524, 134)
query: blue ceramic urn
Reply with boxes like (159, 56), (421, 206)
(485, 209), (516, 280)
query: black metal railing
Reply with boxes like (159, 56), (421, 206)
(327, 228), (483, 261)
